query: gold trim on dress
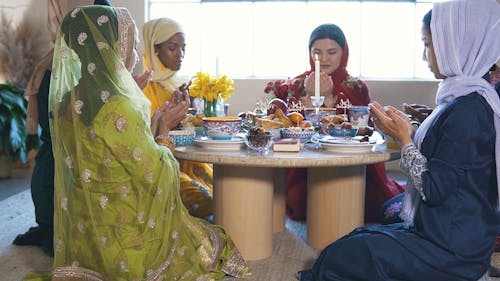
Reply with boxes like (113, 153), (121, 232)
(52, 266), (106, 281)
(221, 249), (251, 278)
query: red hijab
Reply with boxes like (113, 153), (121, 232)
(295, 24), (370, 109)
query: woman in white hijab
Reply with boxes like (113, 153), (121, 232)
(298, 1), (500, 280)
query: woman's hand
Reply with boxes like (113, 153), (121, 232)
(303, 72), (334, 106)
(304, 72), (334, 96)
(133, 69), (153, 90)
(171, 87), (191, 105)
(319, 72), (334, 96)
(370, 101), (414, 147)
(152, 89), (190, 137)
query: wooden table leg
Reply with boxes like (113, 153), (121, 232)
(306, 165), (366, 250)
(213, 165), (274, 260)
(273, 168), (286, 233)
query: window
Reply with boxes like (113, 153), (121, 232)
(148, 0), (433, 79)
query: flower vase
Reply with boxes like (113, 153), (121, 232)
(204, 99), (217, 117)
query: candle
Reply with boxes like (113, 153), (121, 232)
(215, 56), (220, 77)
(314, 53), (320, 99)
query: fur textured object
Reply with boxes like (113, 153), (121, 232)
(0, 10), (52, 88)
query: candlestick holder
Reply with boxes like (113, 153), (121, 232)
(310, 96), (325, 115)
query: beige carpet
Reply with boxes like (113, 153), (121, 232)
(0, 168), (498, 281)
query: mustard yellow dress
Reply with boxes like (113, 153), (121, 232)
(143, 81), (214, 218)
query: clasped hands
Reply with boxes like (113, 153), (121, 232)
(303, 71), (334, 106)
(369, 101), (414, 147)
(151, 84), (191, 137)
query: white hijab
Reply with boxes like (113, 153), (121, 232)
(402, 0), (500, 224)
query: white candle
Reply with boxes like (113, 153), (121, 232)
(215, 56), (220, 77)
(314, 54), (320, 99)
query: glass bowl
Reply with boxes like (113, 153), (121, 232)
(245, 133), (273, 153)
(304, 108), (337, 125)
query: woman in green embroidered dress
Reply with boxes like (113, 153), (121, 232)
(44, 5), (249, 281)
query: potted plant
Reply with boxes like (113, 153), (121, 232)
(0, 82), (31, 178)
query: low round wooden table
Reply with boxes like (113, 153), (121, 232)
(174, 142), (400, 260)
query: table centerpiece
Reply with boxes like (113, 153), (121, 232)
(188, 72), (235, 117)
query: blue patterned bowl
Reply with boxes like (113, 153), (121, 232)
(203, 117), (242, 140)
(168, 130), (196, 146)
(327, 126), (358, 138)
(281, 128), (315, 140)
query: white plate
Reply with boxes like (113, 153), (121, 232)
(193, 137), (244, 151)
(317, 135), (376, 153)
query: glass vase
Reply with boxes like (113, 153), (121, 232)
(204, 99), (217, 117)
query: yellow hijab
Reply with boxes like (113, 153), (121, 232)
(142, 18), (185, 92)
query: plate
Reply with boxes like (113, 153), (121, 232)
(317, 136), (376, 153)
(193, 137), (244, 151)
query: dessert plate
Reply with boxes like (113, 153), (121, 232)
(317, 136), (376, 153)
(193, 137), (244, 151)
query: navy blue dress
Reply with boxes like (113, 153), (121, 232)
(299, 93), (499, 281)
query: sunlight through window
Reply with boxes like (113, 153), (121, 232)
(148, 0), (433, 80)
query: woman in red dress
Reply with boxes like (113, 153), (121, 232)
(286, 23), (405, 223)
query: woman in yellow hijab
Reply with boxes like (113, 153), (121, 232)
(142, 18), (213, 219)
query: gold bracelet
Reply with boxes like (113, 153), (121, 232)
(155, 135), (175, 150)
(154, 135), (169, 142)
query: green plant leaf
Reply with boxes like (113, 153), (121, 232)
(0, 83), (28, 161)
(18, 147), (27, 163)
(0, 106), (8, 129)
(0, 82), (24, 95)
(0, 89), (26, 112)
(9, 116), (24, 151)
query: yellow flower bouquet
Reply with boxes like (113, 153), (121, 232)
(188, 72), (235, 102)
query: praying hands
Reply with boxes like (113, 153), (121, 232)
(369, 101), (414, 147)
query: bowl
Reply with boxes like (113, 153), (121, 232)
(245, 133), (273, 153)
(304, 108), (337, 124)
(281, 128), (316, 141)
(168, 130), (196, 146)
(203, 116), (242, 140)
(327, 126), (359, 138)
(348, 106), (370, 127)
(194, 125), (205, 137)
